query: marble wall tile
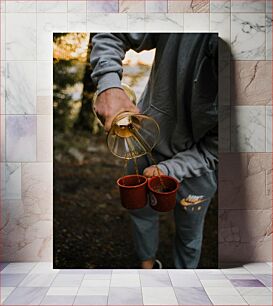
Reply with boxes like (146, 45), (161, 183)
(6, 61), (36, 114)
(119, 1), (145, 13)
(6, 13), (36, 60)
(184, 13), (209, 32)
(4, 163), (21, 199)
(68, 1), (87, 13)
(231, 0), (266, 13)
(210, 13), (231, 59)
(231, 61), (272, 105)
(168, 0), (209, 13)
(219, 153), (272, 210)
(6, 1), (36, 13)
(1, 13), (6, 61)
(37, 115), (52, 162)
(219, 59), (231, 105)
(219, 209), (272, 262)
(231, 106), (266, 152)
(37, 1), (67, 13)
(128, 13), (145, 31)
(146, 0), (167, 13)
(37, 62), (52, 97)
(37, 13), (67, 61)
(6, 115), (36, 162)
(266, 106), (272, 152)
(87, 0), (118, 13)
(231, 13), (266, 60)
(87, 13), (127, 31)
(266, 0), (272, 12)
(266, 13), (272, 60)
(37, 96), (52, 115)
(210, 0), (231, 13)
(68, 13), (87, 32)
(1, 62), (5, 114)
(0, 0), (5, 12)
(144, 13), (183, 32)
(219, 106), (230, 152)
(1, 115), (5, 161)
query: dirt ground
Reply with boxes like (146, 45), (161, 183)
(54, 132), (218, 269)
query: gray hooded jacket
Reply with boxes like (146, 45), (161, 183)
(90, 33), (218, 183)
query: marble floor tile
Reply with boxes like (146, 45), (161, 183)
(1, 263), (36, 274)
(266, 14), (272, 60)
(230, 279), (265, 287)
(77, 286), (109, 296)
(237, 286), (272, 295)
(37, 115), (53, 162)
(59, 269), (111, 274)
(119, 1), (144, 13)
(73, 295), (108, 305)
(140, 273), (171, 287)
(41, 295), (75, 305)
(4, 163), (21, 199)
(127, 13), (145, 32)
(1, 287), (15, 303)
(254, 274), (273, 287)
(225, 274), (256, 280)
(201, 279), (234, 287)
(46, 286), (78, 296)
(68, 13), (87, 32)
(3, 287), (48, 305)
(231, 13), (266, 60)
(243, 294), (272, 305)
(110, 274), (140, 287)
(144, 13), (184, 32)
(266, 106), (272, 152)
(87, 0), (118, 13)
(86, 13), (127, 32)
(174, 287), (212, 305)
(204, 286), (240, 296)
(29, 263), (59, 274)
(6, 1), (36, 12)
(210, 0), (231, 12)
(168, 0), (209, 13)
(184, 13), (209, 32)
(83, 274), (111, 280)
(51, 274), (84, 287)
(81, 279), (110, 287)
(19, 273), (56, 287)
(108, 287), (143, 305)
(0, 263), (9, 271)
(243, 262), (272, 274)
(142, 287), (178, 305)
(208, 294), (247, 305)
(1, 273), (27, 287)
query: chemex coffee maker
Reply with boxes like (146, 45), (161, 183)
(92, 84), (160, 159)
(92, 84), (179, 212)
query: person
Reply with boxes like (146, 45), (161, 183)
(90, 33), (218, 269)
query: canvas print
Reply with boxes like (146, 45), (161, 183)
(53, 33), (218, 269)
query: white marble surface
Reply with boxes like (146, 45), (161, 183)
(37, 115), (53, 162)
(266, 14), (272, 60)
(68, 1), (87, 13)
(1, 63), (5, 114)
(6, 61), (36, 114)
(87, 0), (118, 13)
(1, 13), (5, 61)
(266, 106), (272, 152)
(37, 62), (52, 97)
(86, 13), (127, 32)
(6, 115), (36, 162)
(231, 106), (266, 152)
(4, 163), (21, 199)
(0, 116), (5, 161)
(119, 0), (144, 13)
(210, 0), (231, 12)
(231, 0), (266, 13)
(6, 1), (36, 12)
(6, 13), (36, 60)
(144, 13), (183, 32)
(68, 13), (87, 32)
(184, 13), (209, 32)
(127, 13), (145, 32)
(37, 13), (67, 61)
(231, 13), (266, 60)
(266, 0), (272, 12)
(146, 0), (167, 13)
(37, 1), (67, 13)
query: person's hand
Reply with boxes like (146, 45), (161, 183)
(94, 88), (139, 131)
(143, 165), (165, 178)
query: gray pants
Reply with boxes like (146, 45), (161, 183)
(128, 157), (217, 269)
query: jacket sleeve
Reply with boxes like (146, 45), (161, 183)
(157, 125), (218, 182)
(90, 33), (157, 94)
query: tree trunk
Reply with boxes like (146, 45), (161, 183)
(74, 34), (96, 132)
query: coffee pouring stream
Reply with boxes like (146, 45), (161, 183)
(92, 84), (160, 160)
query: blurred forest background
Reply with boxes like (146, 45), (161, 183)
(53, 33), (218, 269)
